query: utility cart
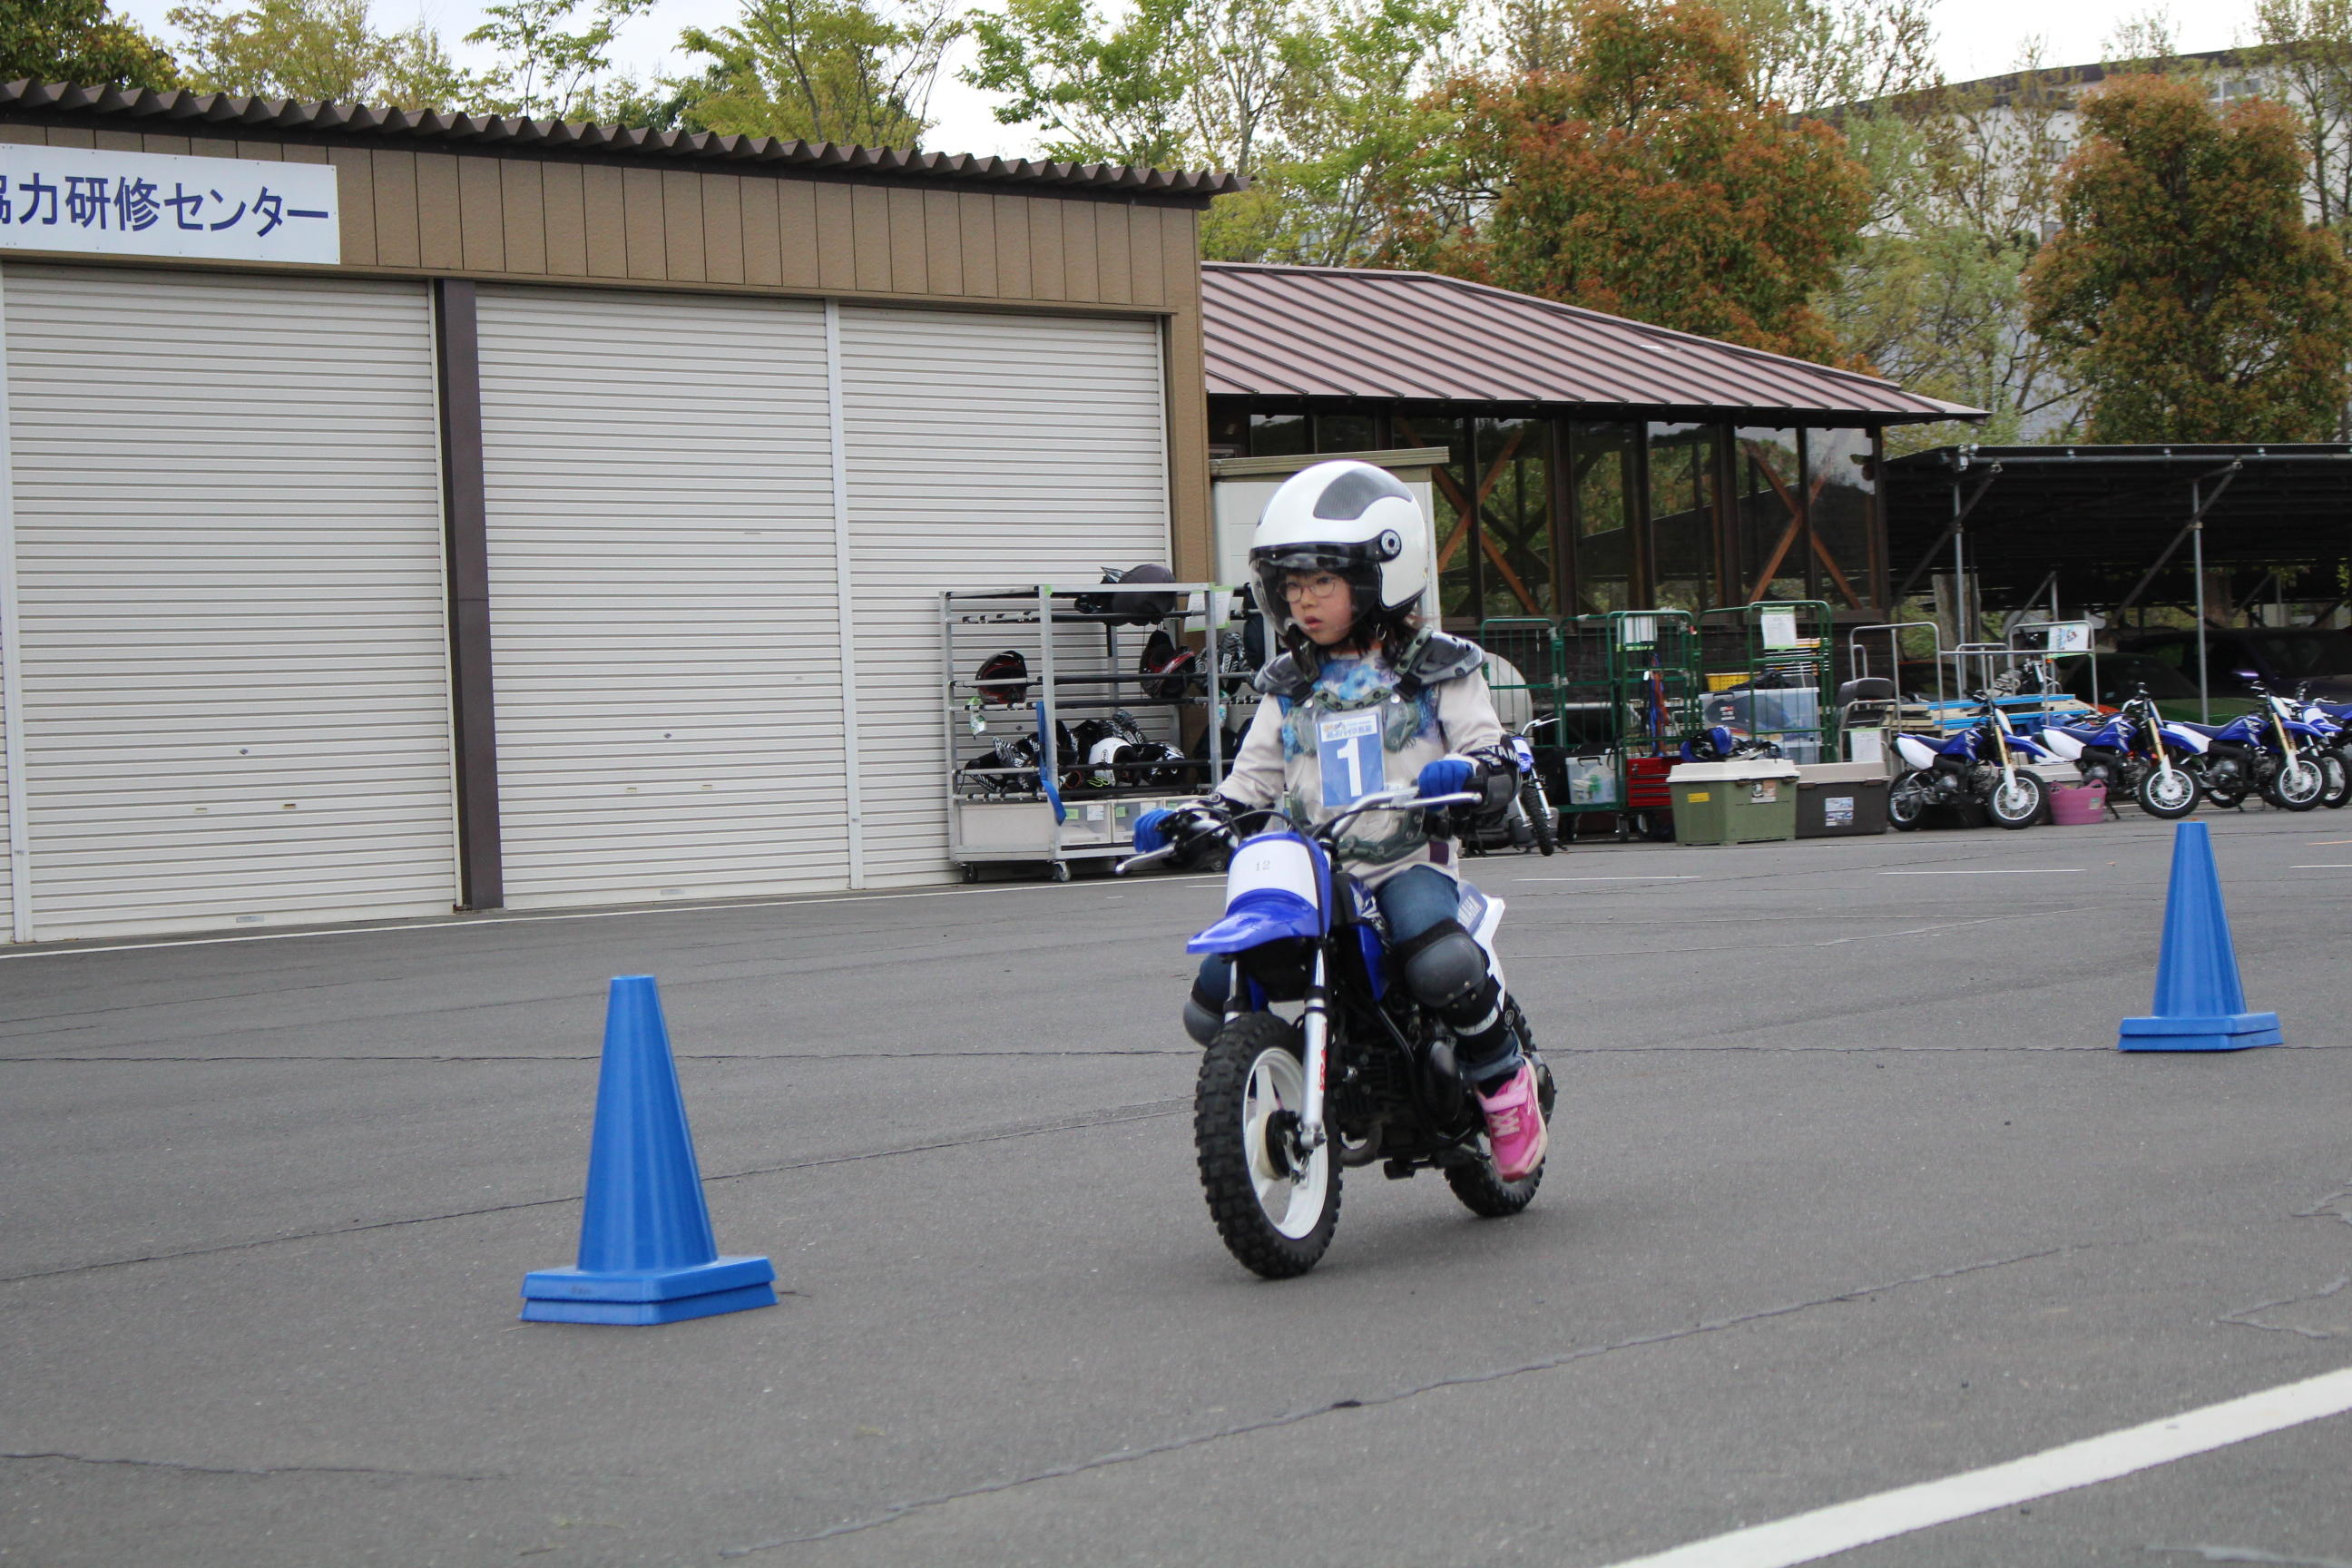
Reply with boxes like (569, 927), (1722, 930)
(1697, 600), (1836, 763)
(944, 583), (1250, 881)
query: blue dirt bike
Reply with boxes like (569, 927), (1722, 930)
(2290, 686), (2352, 809)
(2171, 684), (2327, 811)
(2032, 688), (2205, 819)
(1887, 694), (2055, 829)
(1118, 789), (1556, 1279)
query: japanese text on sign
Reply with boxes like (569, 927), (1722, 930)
(0, 146), (339, 266)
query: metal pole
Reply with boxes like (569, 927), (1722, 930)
(1950, 479), (1967, 650)
(2192, 480), (2209, 725)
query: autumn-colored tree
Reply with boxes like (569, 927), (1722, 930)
(2027, 73), (2352, 443)
(1395, 0), (1871, 361)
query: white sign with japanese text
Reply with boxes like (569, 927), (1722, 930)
(0, 145), (339, 266)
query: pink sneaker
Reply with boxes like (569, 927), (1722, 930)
(1477, 1062), (1549, 1181)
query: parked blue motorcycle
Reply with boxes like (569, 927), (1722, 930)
(2031, 688), (2204, 819)
(2171, 683), (2327, 811)
(1887, 694), (2054, 829)
(1117, 788), (1555, 1279)
(2292, 686), (2352, 808)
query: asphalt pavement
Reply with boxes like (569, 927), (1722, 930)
(3, 807), (2349, 1567)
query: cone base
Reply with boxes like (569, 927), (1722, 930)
(520, 1253), (775, 1304)
(2118, 1012), (2282, 1052)
(520, 1280), (778, 1326)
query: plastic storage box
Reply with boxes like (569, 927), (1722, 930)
(1666, 760), (1800, 845)
(1794, 762), (1890, 838)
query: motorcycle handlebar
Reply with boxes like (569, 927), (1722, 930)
(1114, 788), (1485, 876)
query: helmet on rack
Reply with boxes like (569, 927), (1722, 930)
(1248, 460), (1428, 644)
(974, 649), (1030, 706)
(1075, 564), (1179, 626)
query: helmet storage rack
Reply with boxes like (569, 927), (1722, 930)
(943, 583), (1253, 882)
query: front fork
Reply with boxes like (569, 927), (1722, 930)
(1297, 947), (1330, 1154)
(1223, 946), (1332, 1158)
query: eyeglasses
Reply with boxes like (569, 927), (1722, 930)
(1279, 573), (1348, 603)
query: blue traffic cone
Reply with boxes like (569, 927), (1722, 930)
(2118, 822), (2281, 1053)
(520, 976), (778, 1324)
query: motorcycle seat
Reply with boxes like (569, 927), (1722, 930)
(2172, 721), (2236, 738)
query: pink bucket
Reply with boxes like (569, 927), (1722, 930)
(2048, 783), (2108, 825)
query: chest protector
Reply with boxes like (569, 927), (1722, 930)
(1272, 655), (1453, 869)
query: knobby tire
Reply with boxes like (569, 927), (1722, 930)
(1195, 1013), (1339, 1279)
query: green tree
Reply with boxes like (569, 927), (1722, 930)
(1202, 0), (1463, 263)
(2026, 73), (2352, 442)
(964, 0), (1459, 260)
(1396, 0), (1872, 361)
(0, 0), (179, 88)
(167, 0), (463, 105)
(2253, 0), (2352, 230)
(1825, 48), (2085, 446)
(466, 0), (652, 120)
(675, 0), (960, 147)
(962, 0), (1197, 167)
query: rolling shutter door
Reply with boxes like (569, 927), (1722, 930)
(476, 287), (847, 908)
(4, 265), (456, 940)
(841, 307), (1170, 886)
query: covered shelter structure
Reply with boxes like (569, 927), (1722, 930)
(1885, 445), (2352, 632)
(1200, 260), (1981, 631)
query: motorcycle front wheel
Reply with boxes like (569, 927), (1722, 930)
(1986, 772), (2045, 828)
(1522, 779), (1559, 856)
(2136, 765), (2200, 819)
(1195, 1013), (1339, 1279)
(2323, 752), (2352, 809)
(2266, 757), (2325, 811)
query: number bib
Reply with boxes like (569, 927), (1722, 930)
(1318, 711), (1386, 807)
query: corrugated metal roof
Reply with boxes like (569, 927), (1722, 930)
(0, 79), (1239, 201)
(1201, 261), (1983, 424)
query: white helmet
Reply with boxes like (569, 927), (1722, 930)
(1248, 460), (1430, 641)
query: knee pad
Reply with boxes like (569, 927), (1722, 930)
(1394, 920), (1496, 1017)
(1183, 985), (1224, 1047)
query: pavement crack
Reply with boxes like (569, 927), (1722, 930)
(2217, 1277), (2350, 1340)
(0, 1450), (506, 1483)
(719, 1242), (2080, 1557)
(2291, 1184), (2352, 1227)
(0, 1101), (1189, 1286)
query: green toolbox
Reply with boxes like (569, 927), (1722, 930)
(1666, 760), (1800, 846)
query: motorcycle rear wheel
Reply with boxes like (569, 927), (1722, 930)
(1445, 1001), (1552, 1219)
(1886, 772), (1931, 830)
(1195, 1013), (1339, 1279)
(1522, 779), (1559, 856)
(2323, 752), (2352, 809)
(2135, 766), (2199, 819)
(1986, 772), (2045, 828)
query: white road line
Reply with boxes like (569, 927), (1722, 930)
(1878, 868), (2082, 876)
(0, 876), (1218, 962)
(1516, 876), (1705, 884)
(2290, 864), (2352, 869)
(1598, 1365), (2352, 1568)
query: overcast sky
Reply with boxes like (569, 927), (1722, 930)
(108, 0), (2253, 162)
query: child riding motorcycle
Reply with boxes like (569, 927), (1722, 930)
(1132, 460), (1548, 1181)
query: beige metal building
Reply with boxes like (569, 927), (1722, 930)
(0, 82), (1228, 942)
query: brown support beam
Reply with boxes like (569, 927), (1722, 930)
(435, 279), (504, 910)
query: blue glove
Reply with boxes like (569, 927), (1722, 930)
(1135, 805), (1217, 855)
(1132, 808), (1181, 854)
(1415, 756), (1478, 801)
